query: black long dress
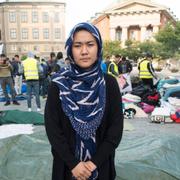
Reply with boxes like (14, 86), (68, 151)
(45, 74), (124, 180)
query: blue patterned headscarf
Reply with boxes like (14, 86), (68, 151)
(52, 22), (106, 179)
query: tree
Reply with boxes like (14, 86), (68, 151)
(155, 21), (180, 57)
(103, 41), (121, 58)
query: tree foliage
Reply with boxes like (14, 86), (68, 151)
(155, 21), (180, 57)
(103, 41), (121, 58)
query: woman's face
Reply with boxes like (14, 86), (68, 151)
(72, 30), (98, 69)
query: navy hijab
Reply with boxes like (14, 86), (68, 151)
(52, 22), (106, 179)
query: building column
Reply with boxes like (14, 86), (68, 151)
(153, 25), (159, 34)
(110, 28), (116, 41)
(140, 26), (146, 42)
(121, 26), (128, 47)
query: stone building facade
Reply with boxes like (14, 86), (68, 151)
(0, 0), (65, 58)
(91, 0), (177, 47)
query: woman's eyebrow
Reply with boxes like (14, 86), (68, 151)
(73, 40), (96, 44)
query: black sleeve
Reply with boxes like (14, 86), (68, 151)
(147, 62), (156, 78)
(128, 61), (132, 73)
(45, 82), (80, 170)
(91, 75), (124, 168)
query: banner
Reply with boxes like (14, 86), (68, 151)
(0, 44), (4, 54)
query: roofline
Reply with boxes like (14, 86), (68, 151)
(0, 1), (65, 5)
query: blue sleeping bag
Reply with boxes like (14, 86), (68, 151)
(157, 79), (179, 91)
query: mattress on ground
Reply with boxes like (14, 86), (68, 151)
(0, 110), (44, 125)
(0, 127), (180, 180)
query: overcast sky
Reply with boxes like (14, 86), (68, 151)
(66, 0), (180, 36)
(0, 0), (179, 36)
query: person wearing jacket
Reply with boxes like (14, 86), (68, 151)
(22, 52), (41, 112)
(118, 56), (132, 74)
(45, 22), (124, 180)
(107, 55), (120, 77)
(138, 52), (157, 88)
(11, 54), (23, 95)
(0, 54), (20, 106)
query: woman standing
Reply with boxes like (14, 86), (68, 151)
(45, 22), (124, 180)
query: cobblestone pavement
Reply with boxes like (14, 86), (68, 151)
(0, 95), (47, 114)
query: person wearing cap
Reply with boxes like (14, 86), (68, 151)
(45, 22), (124, 180)
(138, 52), (157, 88)
(22, 52), (41, 112)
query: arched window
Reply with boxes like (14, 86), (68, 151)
(128, 26), (140, 41)
(115, 26), (122, 41)
(146, 25), (153, 40)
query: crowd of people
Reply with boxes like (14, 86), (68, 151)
(0, 51), (70, 111)
(0, 41), (158, 111)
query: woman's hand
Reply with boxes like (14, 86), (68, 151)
(84, 161), (97, 172)
(71, 162), (91, 180)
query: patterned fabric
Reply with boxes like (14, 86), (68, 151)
(52, 22), (106, 179)
(53, 65), (106, 139)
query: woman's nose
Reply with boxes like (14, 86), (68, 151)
(81, 45), (88, 54)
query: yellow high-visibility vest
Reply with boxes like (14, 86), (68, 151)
(23, 58), (39, 80)
(107, 61), (119, 77)
(139, 59), (153, 79)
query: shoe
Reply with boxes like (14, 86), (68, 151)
(28, 108), (32, 112)
(37, 108), (41, 112)
(4, 101), (10, 106)
(13, 101), (20, 105)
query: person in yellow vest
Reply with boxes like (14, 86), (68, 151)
(22, 52), (41, 112)
(138, 52), (157, 88)
(107, 54), (120, 77)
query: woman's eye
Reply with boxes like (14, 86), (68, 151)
(88, 43), (94, 47)
(73, 44), (81, 48)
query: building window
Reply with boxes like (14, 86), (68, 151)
(0, 30), (1, 40)
(146, 25), (153, 40)
(10, 29), (17, 39)
(129, 30), (136, 40)
(44, 45), (49, 52)
(22, 45), (28, 52)
(54, 12), (60, 23)
(11, 45), (17, 52)
(32, 11), (38, 23)
(21, 11), (28, 23)
(32, 29), (39, 39)
(55, 28), (61, 39)
(43, 28), (49, 39)
(33, 45), (39, 51)
(115, 27), (122, 41)
(42, 12), (49, 23)
(9, 12), (16, 23)
(21, 28), (28, 39)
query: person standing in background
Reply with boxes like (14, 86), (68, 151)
(22, 52), (41, 112)
(11, 55), (23, 95)
(107, 54), (120, 77)
(138, 52), (157, 89)
(47, 52), (56, 76)
(45, 22), (123, 180)
(0, 54), (20, 105)
(118, 56), (132, 74)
